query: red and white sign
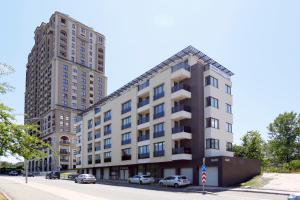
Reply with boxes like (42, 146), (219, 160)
(202, 172), (206, 184)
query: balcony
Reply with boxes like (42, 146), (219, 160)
(95, 120), (101, 127)
(171, 63), (191, 81)
(94, 146), (101, 152)
(172, 147), (192, 160)
(94, 132), (101, 140)
(153, 131), (165, 138)
(138, 153), (150, 159)
(104, 129), (111, 136)
(171, 84), (191, 100)
(137, 134), (150, 142)
(121, 123), (131, 130)
(153, 150), (165, 157)
(137, 117), (150, 130)
(60, 140), (70, 145)
(171, 105), (191, 120)
(137, 99), (150, 113)
(122, 155), (132, 161)
(60, 159), (69, 163)
(137, 80), (150, 96)
(121, 139), (131, 145)
(153, 92), (164, 101)
(104, 157), (111, 163)
(172, 126), (192, 140)
(121, 107), (131, 114)
(104, 115), (111, 122)
(153, 112), (164, 120)
(104, 144), (111, 149)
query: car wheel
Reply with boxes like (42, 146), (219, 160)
(174, 183), (179, 188)
(139, 180), (143, 185)
(75, 180), (77, 183)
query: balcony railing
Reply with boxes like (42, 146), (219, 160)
(172, 126), (192, 134)
(104, 129), (111, 135)
(153, 131), (165, 138)
(138, 153), (150, 159)
(153, 112), (164, 119)
(153, 92), (164, 100)
(121, 155), (132, 161)
(60, 140), (70, 145)
(121, 123), (131, 130)
(95, 120), (101, 126)
(95, 159), (101, 164)
(138, 80), (149, 91)
(172, 147), (191, 154)
(95, 133), (101, 139)
(138, 116), (150, 125)
(88, 160), (93, 165)
(60, 159), (69, 162)
(171, 62), (191, 73)
(172, 105), (191, 113)
(104, 157), (111, 163)
(153, 150), (165, 157)
(137, 99), (149, 108)
(104, 115), (111, 122)
(171, 84), (191, 93)
(60, 150), (70, 154)
(88, 148), (93, 153)
(104, 144), (111, 149)
(95, 146), (101, 151)
(121, 139), (131, 145)
(121, 107), (131, 114)
(137, 134), (150, 142)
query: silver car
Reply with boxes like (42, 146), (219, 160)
(288, 193), (300, 200)
(75, 174), (96, 184)
(159, 175), (191, 188)
(128, 175), (155, 184)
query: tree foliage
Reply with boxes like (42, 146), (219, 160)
(233, 130), (264, 161)
(0, 63), (49, 160)
(268, 112), (300, 163)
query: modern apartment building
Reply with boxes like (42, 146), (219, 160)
(74, 46), (260, 186)
(25, 12), (107, 172)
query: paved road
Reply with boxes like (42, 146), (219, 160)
(262, 173), (300, 192)
(0, 176), (288, 200)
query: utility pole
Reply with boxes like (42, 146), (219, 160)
(24, 159), (28, 183)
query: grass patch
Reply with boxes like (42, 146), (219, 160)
(240, 175), (268, 188)
(0, 192), (8, 200)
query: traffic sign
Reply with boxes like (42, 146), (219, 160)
(201, 172), (206, 183)
(201, 164), (206, 172)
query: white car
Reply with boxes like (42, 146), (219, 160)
(159, 175), (190, 188)
(288, 193), (300, 200)
(75, 174), (96, 184)
(128, 175), (155, 184)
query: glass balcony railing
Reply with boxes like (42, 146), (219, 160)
(172, 126), (192, 134)
(171, 84), (191, 93)
(172, 147), (191, 154)
(172, 105), (191, 113)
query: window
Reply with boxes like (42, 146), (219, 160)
(225, 84), (231, 95)
(206, 117), (219, 129)
(88, 131), (93, 141)
(206, 96), (219, 108)
(88, 143), (93, 152)
(153, 84), (164, 100)
(138, 145), (150, 159)
(153, 103), (164, 119)
(154, 142), (165, 157)
(61, 18), (66, 24)
(88, 155), (92, 165)
(205, 76), (218, 88)
(206, 138), (220, 150)
(121, 132), (131, 145)
(226, 104), (232, 114)
(121, 116), (131, 129)
(88, 119), (93, 129)
(226, 123), (233, 133)
(121, 148), (131, 160)
(95, 154), (101, 164)
(104, 110), (112, 121)
(104, 138), (112, 149)
(121, 100), (131, 114)
(63, 65), (68, 71)
(226, 142), (233, 151)
(104, 151), (111, 162)
(153, 123), (164, 138)
(104, 124), (112, 135)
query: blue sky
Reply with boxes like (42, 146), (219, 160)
(1, 0), (300, 162)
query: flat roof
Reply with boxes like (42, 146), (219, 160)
(82, 45), (234, 114)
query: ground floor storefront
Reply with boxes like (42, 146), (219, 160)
(78, 156), (261, 187)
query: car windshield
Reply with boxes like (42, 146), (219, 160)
(142, 175), (151, 178)
(85, 174), (95, 178)
(179, 176), (187, 179)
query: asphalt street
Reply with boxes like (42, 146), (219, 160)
(0, 176), (288, 200)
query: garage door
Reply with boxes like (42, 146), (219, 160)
(200, 167), (218, 186)
(103, 168), (110, 180)
(181, 168), (193, 184)
(164, 168), (176, 178)
(96, 168), (101, 179)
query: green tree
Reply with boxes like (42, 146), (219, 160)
(0, 63), (49, 160)
(268, 112), (300, 163)
(234, 131), (264, 161)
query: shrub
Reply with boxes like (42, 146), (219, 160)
(288, 160), (300, 171)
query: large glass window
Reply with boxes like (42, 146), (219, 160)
(104, 110), (112, 121)
(154, 142), (165, 157)
(121, 116), (131, 129)
(121, 132), (131, 145)
(153, 103), (164, 119)
(206, 117), (220, 129)
(225, 84), (232, 95)
(121, 100), (131, 114)
(153, 84), (164, 100)
(206, 96), (219, 108)
(226, 123), (233, 133)
(205, 76), (218, 88)
(153, 123), (164, 138)
(206, 138), (220, 150)
(226, 103), (232, 113)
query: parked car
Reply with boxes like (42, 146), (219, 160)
(128, 175), (155, 184)
(23, 172), (34, 177)
(8, 171), (18, 176)
(159, 175), (190, 188)
(288, 193), (300, 200)
(46, 171), (60, 179)
(75, 174), (96, 184)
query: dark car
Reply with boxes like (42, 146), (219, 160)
(8, 171), (18, 176)
(23, 172), (34, 177)
(46, 171), (60, 179)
